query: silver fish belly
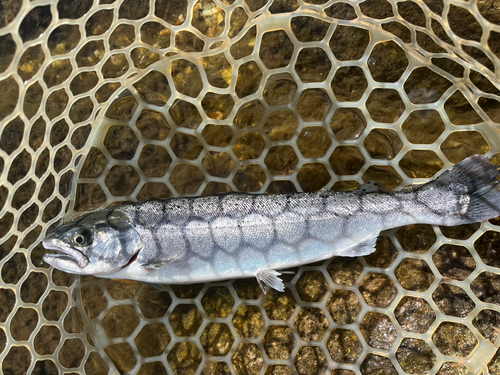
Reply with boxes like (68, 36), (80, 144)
(42, 155), (500, 292)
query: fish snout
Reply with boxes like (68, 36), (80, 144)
(42, 238), (90, 268)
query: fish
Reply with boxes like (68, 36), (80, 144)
(43, 155), (500, 292)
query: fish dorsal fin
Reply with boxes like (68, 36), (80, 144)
(356, 181), (385, 194)
(314, 186), (332, 198)
(338, 236), (378, 257)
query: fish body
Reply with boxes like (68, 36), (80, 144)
(43, 155), (500, 291)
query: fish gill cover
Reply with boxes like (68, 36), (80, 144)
(1, 0), (500, 374)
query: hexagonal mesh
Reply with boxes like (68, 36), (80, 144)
(2, 0), (500, 373)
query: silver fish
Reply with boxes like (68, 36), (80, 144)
(43, 155), (500, 292)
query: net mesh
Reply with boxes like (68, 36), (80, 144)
(2, 0), (500, 373)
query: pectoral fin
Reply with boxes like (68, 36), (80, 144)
(142, 257), (178, 270)
(142, 262), (164, 270)
(256, 269), (285, 294)
(339, 236), (378, 257)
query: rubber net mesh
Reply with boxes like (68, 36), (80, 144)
(2, 0), (500, 373)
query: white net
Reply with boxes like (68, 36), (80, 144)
(2, 0), (500, 373)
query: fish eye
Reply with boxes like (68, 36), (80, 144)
(72, 229), (91, 246)
(74, 235), (85, 245)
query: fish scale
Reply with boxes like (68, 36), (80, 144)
(114, 189), (441, 284)
(43, 155), (500, 292)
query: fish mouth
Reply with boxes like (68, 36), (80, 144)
(42, 239), (89, 268)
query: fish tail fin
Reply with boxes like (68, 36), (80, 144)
(422, 155), (500, 222)
(466, 182), (500, 222)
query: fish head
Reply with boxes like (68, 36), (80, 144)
(43, 209), (142, 275)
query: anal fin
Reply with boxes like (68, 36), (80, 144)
(339, 236), (378, 257)
(256, 269), (285, 294)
